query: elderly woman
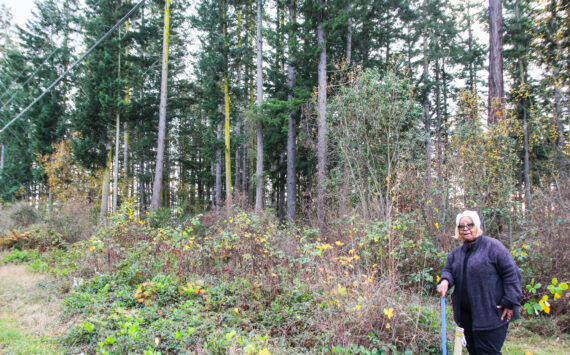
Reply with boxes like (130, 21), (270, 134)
(437, 210), (522, 355)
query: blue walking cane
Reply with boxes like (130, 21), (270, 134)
(441, 297), (447, 355)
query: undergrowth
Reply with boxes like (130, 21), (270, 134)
(0, 199), (568, 354)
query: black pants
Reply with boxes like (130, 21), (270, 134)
(464, 324), (508, 355)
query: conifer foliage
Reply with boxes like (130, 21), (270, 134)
(0, 0), (565, 239)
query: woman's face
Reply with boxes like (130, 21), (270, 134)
(458, 216), (477, 242)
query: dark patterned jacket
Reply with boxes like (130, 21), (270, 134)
(440, 235), (522, 331)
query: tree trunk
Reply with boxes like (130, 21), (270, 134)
(113, 112), (120, 213)
(139, 159), (145, 213)
(123, 9), (130, 199)
(553, 73), (567, 194)
(339, 0), (351, 218)
(488, 0), (504, 125)
(514, 0), (531, 206)
(435, 58), (443, 183)
(100, 144), (112, 219)
(216, 121), (222, 207)
(123, 121), (128, 197)
(113, 32), (121, 214)
(286, 0), (297, 222)
(0, 143), (4, 170)
(242, 125), (249, 195)
(223, 9), (232, 211)
(235, 114), (241, 192)
(151, 0), (171, 210)
(467, 2), (476, 93)
(279, 152), (285, 221)
(210, 161), (215, 208)
(235, 8), (242, 193)
(423, 32), (432, 202)
(317, 0), (327, 236)
(346, 0), (352, 66)
(224, 76), (232, 210)
(255, 0), (264, 212)
(523, 104), (531, 205)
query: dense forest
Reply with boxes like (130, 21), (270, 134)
(0, 0), (568, 354)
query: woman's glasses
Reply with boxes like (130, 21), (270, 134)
(457, 223), (475, 230)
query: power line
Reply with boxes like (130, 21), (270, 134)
(0, 47), (60, 110)
(0, 0), (148, 135)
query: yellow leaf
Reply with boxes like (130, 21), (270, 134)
(335, 241), (344, 246)
(234, 308), (240, 314)
(554, 293), (561, 300)
(383, 307), (394, 319)
(437, 275), (441, 283)
(259, 349), (271, 355)
(386, 323), (391, 329)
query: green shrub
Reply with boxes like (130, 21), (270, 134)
(1, 249), (40, 264)
(146, 208), (173, 228)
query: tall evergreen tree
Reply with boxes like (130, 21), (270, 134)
(255, 0), (264, 212)
(504, 0), (535, 205)
(286, 0), (298, 222)
(316, 0), (327, 235)
(72, 0), (126, 216)
(488, 0), (504, 124)
(151, 0), (171, 211)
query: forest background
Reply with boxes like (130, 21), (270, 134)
(0, 0), (568, 354)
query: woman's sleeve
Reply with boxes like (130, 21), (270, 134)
(440, 251), (455, 288)
(497, 245), (522, 309)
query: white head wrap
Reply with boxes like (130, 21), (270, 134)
(455, 210), (481, 228)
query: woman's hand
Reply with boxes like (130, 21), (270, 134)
(497, 305), (513, 321)
(437, 279), (449, 297)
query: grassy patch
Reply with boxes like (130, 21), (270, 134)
(0, 263), (65, 355)
(0, 316), (63, 355)
(503, 333), (570, 355)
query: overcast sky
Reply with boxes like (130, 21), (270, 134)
(1, 0), (35, 28)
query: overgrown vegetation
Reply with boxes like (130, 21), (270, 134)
(1, 193), (568, 354)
